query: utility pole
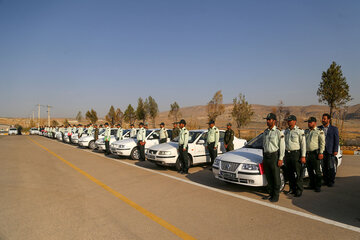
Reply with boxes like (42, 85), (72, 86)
(38, 104), (40, 128)
(32, 111), (35, 121)
(47, 105), (52, 126)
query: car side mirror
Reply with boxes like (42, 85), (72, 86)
(197, 139), (205, 145)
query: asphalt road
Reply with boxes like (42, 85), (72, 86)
(1, 135), (359, 240)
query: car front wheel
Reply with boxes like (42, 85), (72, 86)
(89, 141), (96, 149)
(130, 147), (140, 160)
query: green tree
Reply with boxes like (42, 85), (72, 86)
(207, 90), (225, 122)
(105, 105), (117, 125)
(124, 104), (136, 125)
(76, 111), (83, 122)
(168, 101), (182, 122)
(85, 109), (98, 124)
(63, 119), (70, 127)
(146, 96), (159, 127)
(317, 61), (352, 118)
(51, 120), (59, 127)
(115, 108), (124, 126)
(232, 93), (254, 137)
(136, 98), (147, 122)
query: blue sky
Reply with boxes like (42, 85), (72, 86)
(0, 0), (359, 118)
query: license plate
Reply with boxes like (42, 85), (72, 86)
(220, 171), (236, 179)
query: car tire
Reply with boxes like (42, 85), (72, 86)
(89, 140), (96, 149)
(130, 147), (140, 160)
(175, 157), (182, 171)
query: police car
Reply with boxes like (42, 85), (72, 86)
(110, 129), (172, 160)
(29, 128), (39, 135)
(95, 129), (129, 151)
(78, 128), (105, 149)
(145, 129), (247, 170)
(8, 128), (18, 135)
(212, 133), (342, 191)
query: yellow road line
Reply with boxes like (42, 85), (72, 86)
(27, 137), (196, 240)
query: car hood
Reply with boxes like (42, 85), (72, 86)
(112, 138), (136, 146)
(148, 142), (178, 151)
(217, 148), (263, 164)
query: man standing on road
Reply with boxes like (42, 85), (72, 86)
(206, 120), (219, 166)
(78, 124), (84, 138)
(262, 113), (285, 203)
(94, 124), (99, 141)
(284, 115), (306, 197)
(159, 122), (168, 143)
(87, 124), (93, 136)
(104, 123), (111, 156)
(304, 117), (325, 192)
(224, 123), (234, 152)
(318, 113), (339, 187)
(178, 119), (190, 174)
(116, 124), (123, 141)
(130, 124), (137, 138)
(137, 122), (146, 161)
(67, 125), (72, 143)
(171, 122), (180, 140)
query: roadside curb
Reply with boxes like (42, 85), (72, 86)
(342, 150), (360, 155)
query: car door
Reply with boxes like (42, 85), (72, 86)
(145, 130), (160, 149)
(193, 132), (210, 164)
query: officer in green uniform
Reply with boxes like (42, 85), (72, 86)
(284, 115), (306, 197)
(104, 123), (111, 155)
(87, 124), (93, 136)
(137, 122), (146, 161)
(78, 124), (84, 138)
(206, 120), (219, 165)
(116, 124), (123, 141)
(94, 124), (99, 140)
(159, 122), (168, 143)
(304, 117), (325, 192)
(224, 123), (235, 152)
(262, 113), (285, 203)
(178, 119), (190, 174)
(130, 124), (137, 138)
(171, 122), (180, 140)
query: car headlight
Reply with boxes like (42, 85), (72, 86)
(118, 145), (126, 149)
(241, 164), (259, 171)
(213, 158), (221, 166)
(158, 151), (171, 155)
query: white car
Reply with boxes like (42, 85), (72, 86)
(78, 129), (106, 149)
(29, 128), (39, 135)
(111, 129), (172, 160)
(95, 129), (129, 151)
(70, 128), (88, 144)
(146, 129), (247, 170)
(8, 128), (18, 135)
(212, 133), (343, 191)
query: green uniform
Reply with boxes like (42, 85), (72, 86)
(78, 127), (84, 137)
(87, 126), (93, 136)
(284, 126), (306, 194)
(224, 129), (235, 151)
(159, 127), (168, 143)
(262, 126), (285, 200)
(305, 127), (325, 190)
(116, 127), (123, 140)
(137, 127), (146, 161)
(178, 127), (190, 173)
(172, 127), (180, 140)
(207, 126), (220, 164)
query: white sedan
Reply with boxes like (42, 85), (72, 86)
(212, 133), (343, 191)
(78, 129), (105, 149)
(96, 129), (130, 151)
(29, 128), (39, 135)
(8, 128), (18, 135)
(146, 129), (247, 170)
(110, 129), (172, 160)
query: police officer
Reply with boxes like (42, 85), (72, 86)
(116, 124), (123, 141)
(178, 119), (190, 174)
(159, 122), (168, 143)
(224, 123), (235, 152)
(94, 124), (99, 140)
(137, 122), (146, 161)
(262, 113), (285, 203)
(304, 117), (325, 192)
(206, 120), (219, 166)
(172, 122), (180, 140)
(78, 124), (84, 138)
(129, 124), (137, 138)
(284, 115), (306, 197)
(104, 122), (111, 155)
(67, 125), (72, 143)
(87, 123), (93, 136)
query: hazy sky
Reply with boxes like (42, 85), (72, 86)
(0, 0), (359, 118)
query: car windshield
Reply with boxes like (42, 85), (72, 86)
(10, 128), (17, 130)
(171, 131), (203, 143)
(99, 129), (105, 135)
(243, 133), (263, 149)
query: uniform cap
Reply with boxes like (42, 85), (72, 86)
(179, 119), (186, 125)
(207, 120), (215, 125)
(286, 115), (297, 121)
(227, 123), (232, 126)
(305, 117), (317, 123)
(139, 122), (144, 126)
(116, 124), (121, 127)
(130, 124), (134, 127)
(264, 113), (277, 120)
(160, 122), (165, 125)
(104, 122), (109, 126)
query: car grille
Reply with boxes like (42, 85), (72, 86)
(220, 161), (240, 172)
(149, 150), (158, 155)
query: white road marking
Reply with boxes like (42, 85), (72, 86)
(54, 139), (360, 233)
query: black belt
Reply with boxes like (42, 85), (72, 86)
(306, 150), (318, 154)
